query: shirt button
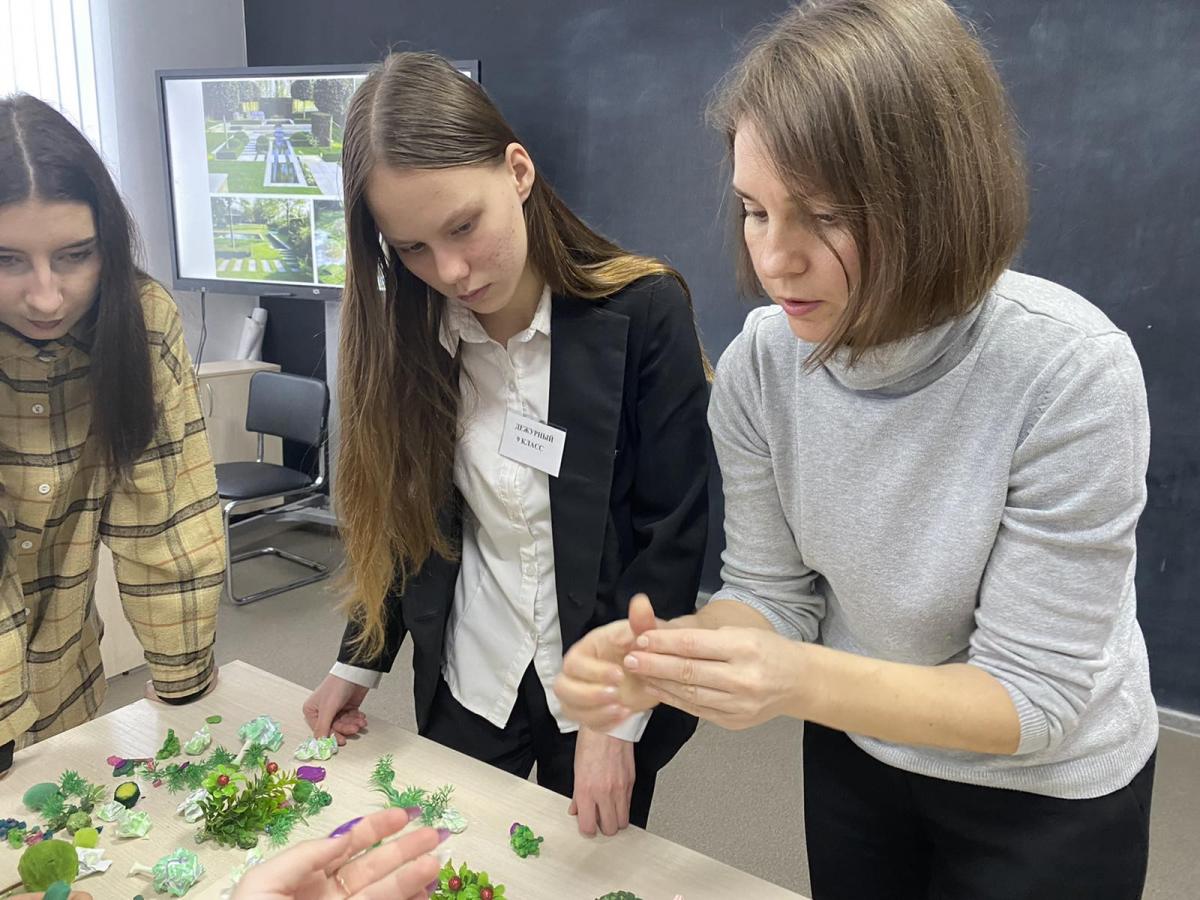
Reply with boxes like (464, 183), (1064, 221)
(38, 483), (51, 495)
(20, 541), (33, 550)
(37, 353), (54, 363)
(32, 403), (45, 414)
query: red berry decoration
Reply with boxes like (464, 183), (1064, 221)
(216, 774), (230, 787)
(266, 762), (279, 774)
(480, 889), (494, 900)
(448, 876), (463, 891)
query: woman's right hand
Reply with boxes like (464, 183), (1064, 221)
(233, 807), (444, 900)
(303, 674), (370, 746)
(554, 594), (663, 730)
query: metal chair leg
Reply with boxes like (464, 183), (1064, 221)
(222, 497), (330, 606)
(223, 499), (238, 604)
(227, 546), (329, 606)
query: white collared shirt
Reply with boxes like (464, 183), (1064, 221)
(334, 285), (648, 742)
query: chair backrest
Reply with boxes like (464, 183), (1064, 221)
(245, 371), (329, 447)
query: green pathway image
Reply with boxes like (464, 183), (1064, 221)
(211, 197), (313, 283)
(202, 76), (361, 197)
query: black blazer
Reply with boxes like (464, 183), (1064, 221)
(338, 274), (710, 774)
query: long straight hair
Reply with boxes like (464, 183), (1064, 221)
(0, 94), (155, 475)
(338, 52), (705, 661)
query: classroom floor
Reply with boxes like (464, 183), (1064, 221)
(99, 519), (1200, 898)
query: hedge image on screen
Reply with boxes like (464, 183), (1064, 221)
(162, 73), (362, 292)
(159, 63), (478, 297)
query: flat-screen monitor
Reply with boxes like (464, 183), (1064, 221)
(156, 61), (481, 300)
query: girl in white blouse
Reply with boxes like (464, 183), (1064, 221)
(302, 52), (711, 837)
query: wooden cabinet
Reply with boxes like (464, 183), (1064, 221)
(96, 360), (283, 675)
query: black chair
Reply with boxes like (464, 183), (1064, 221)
(215, 371), (330, 606)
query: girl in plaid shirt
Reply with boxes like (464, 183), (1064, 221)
(0, 95), (225, 773)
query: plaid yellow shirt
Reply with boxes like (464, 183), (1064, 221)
(0, 282), (225, 749)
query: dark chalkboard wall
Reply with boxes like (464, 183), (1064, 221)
(245, 1), (1200, 714)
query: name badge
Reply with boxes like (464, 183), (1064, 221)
(498, 409), (567, 477)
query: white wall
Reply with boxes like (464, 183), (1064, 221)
(92, 0), (256, 361)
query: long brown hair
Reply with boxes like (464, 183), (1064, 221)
(0, 94), (155, 475)
(338, 52), (703, 660)
(709, 0), (1028, 366)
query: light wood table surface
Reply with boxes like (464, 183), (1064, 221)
(0, 661), (805, 900)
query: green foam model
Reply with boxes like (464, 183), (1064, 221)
(21, 783), (62, 813)
(64, 811), (91, 835)
(18, 839), (79, 892)
(115, 781), (141, 808)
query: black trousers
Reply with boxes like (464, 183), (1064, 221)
(421, 664), (658, 828)
(803, 723), (1156, 900)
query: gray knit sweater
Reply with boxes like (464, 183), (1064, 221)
(709, 270), (1157, 799)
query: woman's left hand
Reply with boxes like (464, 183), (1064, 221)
(623, 626), (808, 730)
(569, 727), (636, 837)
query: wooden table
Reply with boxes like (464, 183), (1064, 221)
(0, 661), (805, 899)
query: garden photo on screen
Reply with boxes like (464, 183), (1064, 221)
(194, 74), (362, 287)
(314, 200), (346, 286)
(209, 197), (314, 282)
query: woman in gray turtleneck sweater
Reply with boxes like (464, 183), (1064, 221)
(555, 2), (1157, 898)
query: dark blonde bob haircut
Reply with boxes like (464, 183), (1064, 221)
(709, 0), (1028, 363)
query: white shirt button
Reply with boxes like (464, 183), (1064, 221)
(37, 353), (54, 363)
(20, 541), (33, 550)
(38, 483), (51, 495)
(32, 403), (45, 414)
